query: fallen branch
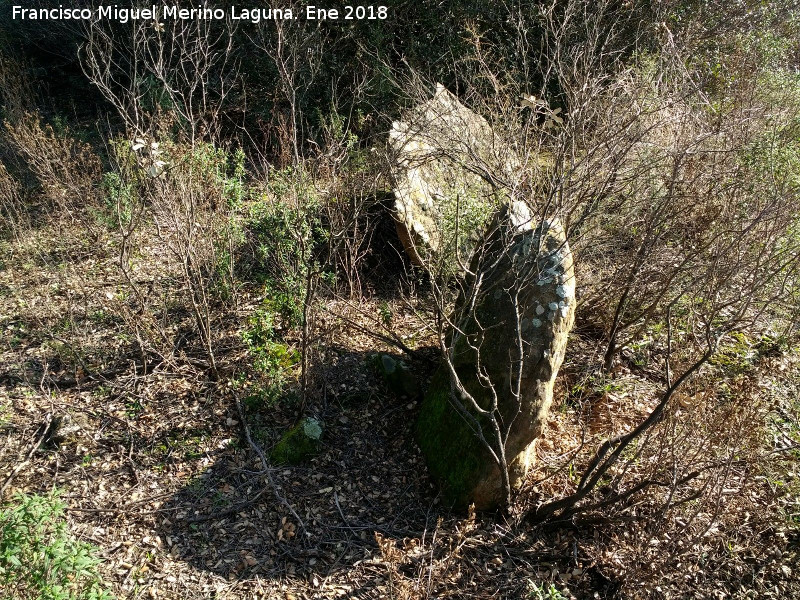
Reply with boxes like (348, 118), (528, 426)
(184, 488), (269, 523)
(0, 413), (53, 498)
(233, 393), (307, 536)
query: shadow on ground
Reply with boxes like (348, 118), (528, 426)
(155, 346), (444, 595)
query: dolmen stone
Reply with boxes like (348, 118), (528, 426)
(416, 216), (575, 510)
(388, 84), (530, 268)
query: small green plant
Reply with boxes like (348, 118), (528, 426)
(185, 474), (207, 498)
(0, 490), (113, 600)
(96, 137), (144, 230)
(710, 331), (757, 376)
(242, 306), (301, 405)
(527, 582), (567, 600)
(98, 172), (134, 229)
(567, 462), (578, 484)
(569, 374), (624, 403)
(124, 398), (143, 418)
(379, 301), (393, 327)
(152, 429), (209, 463)
(211, 491), (229, 508)
(88, 310), (116, 326)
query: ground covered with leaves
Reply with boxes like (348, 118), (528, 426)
(0, 216), (798, 600)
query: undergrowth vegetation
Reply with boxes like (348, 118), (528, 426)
(0, 0), (798, 598)
(0, 491), (112, 600)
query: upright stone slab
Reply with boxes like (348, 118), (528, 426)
(388, 84), (529, 268)
(416, 217), (575, 510)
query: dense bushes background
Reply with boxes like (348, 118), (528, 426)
(0, 0), (672, 157)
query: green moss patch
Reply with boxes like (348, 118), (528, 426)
(270, 417), (322, 465)
(415, 367), (490, 509)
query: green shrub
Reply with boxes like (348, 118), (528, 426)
(239, 168), (331, 406)
(244, 167), (327, 288)
(97, 172), (134, 230)
(183, 143), (247, 209)
(0, 491), (113, 600)
(242, 306), (301, 405)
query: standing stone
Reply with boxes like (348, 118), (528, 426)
(416, 217), (575, 510)
(388, 84), (529, 268)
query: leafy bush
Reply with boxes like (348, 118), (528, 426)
(244, 168), (324, 300)
(0, 491), (113, 600)
(98, 172), (134, 230)
(242, 306), (301, 406)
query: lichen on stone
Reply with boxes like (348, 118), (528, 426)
(415, 217), (576, 510)
(389, 84), (532, 270)
(303, 417), (323, 440)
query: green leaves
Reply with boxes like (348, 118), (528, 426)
(0, 491), (113, 600)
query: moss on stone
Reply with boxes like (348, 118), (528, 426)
(270, 418), (321, 465)
(415, 367), (489, 509)
(371, 353), (420, 398)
